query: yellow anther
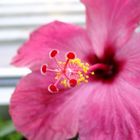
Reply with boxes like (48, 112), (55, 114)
(78, 71), (82, 74)
(86, 75), (89, 79)
(61, 79), (67, 87)
(85, 63), (89, 66)
(91, 71), (95, 75)
(80, 77), (85, 81)
(58, 57), (90, 87)
(84, 80), (88, 83)
(83, 69), (87, 73)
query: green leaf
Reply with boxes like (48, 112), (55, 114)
(0, 118), (23, 140)
(0, 120), (15, 137)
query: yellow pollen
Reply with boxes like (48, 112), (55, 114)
(59, 58), (89, 87)
(86, 75), (89, 78)
(61, 79), (67, 87)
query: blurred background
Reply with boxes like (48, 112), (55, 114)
(0, 0), (85, 139)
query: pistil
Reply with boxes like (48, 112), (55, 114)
(88, 63), (111, 74)
(40, 49), (89, 93)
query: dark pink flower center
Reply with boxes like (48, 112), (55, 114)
(87, 47), (125, 83)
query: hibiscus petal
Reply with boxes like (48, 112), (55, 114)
(116, 32), (140, 88)
(81, 0), (140, 56)
(11, 21), (92, 70)
(10, 72), (93, 140)
(79, 79), (140, 140)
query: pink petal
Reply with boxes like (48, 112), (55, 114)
(10, 72), (93, 140)
(79, 79), (140, 140)
(81, 0), (140, 56)
(11, 21), (92, 70)
(116, 32), (140, 88)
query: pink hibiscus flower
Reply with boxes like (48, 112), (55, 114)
(10, 0), (140, 140)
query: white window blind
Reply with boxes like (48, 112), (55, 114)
(0, 0), (85, 105)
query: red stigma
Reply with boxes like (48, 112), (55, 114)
(41, 64), (47, 74)
(67, 52), (75, 59)
(50, 49), (58, 58)
(69, 79), (77, 87)
(48, 84), (59, 93)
